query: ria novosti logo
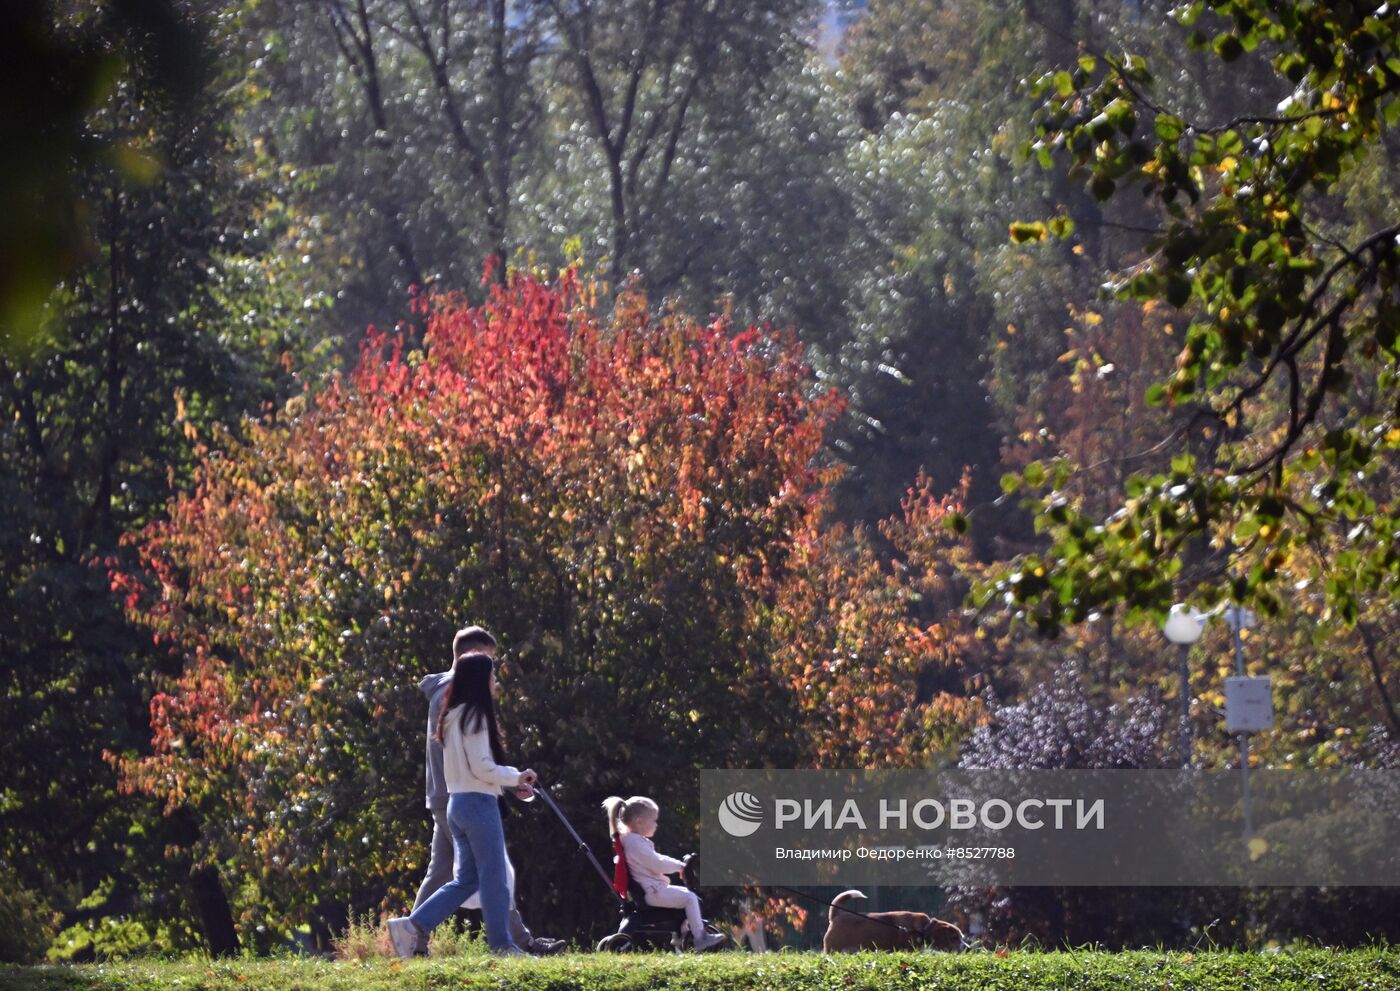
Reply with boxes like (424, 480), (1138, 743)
(717, 791), (765, 837)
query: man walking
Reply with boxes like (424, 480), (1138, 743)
(413, 625), (565, 955)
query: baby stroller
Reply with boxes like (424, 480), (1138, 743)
(533, 783), (731, 952)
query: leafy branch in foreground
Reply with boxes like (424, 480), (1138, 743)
(981, 1), (1400, 635)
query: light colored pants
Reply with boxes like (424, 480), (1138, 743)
(414, 804), (533, 948)
(643, 883), (705, 940)
(408, 793), (518, 950)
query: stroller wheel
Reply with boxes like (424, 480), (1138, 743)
(596, 933), (634, 953)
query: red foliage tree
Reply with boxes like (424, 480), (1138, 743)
(107, 268), (983, 943)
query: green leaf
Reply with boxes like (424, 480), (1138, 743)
(1214, 33), (1244, 62)
(1009, 221), (1048, 244)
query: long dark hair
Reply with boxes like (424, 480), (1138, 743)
(434, 651), (506, 765)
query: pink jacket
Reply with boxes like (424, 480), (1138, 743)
(618, 831), (687, 895)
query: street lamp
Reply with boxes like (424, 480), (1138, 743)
(1162, 603), (1266, 842)
(1162, 605), (1206, 768)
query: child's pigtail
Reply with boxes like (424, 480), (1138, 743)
(602, 795), (626, 838)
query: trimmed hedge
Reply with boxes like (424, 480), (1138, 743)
(3, 948), (1399, 991)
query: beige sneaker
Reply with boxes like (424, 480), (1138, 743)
(386, 918), (422, 959)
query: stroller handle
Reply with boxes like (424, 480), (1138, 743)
(532, 782), (628, 908)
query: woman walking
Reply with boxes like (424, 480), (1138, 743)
(387, 651), (537, 957)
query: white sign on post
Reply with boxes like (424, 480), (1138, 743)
(1224, 675), (1273, 732)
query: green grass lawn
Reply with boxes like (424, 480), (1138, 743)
(3, 948), (1398, 991)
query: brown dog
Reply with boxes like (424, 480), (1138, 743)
(822, 889), (964, 953)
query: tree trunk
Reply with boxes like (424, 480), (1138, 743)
(168, 806), (241, 956)
(189, 863), (241, 957)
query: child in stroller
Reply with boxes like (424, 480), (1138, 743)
(599, 795), (729, 952)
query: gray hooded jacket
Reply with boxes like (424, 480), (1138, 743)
(421, 669), (454, 809)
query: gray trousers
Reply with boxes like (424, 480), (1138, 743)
(414, 805), (533, 948)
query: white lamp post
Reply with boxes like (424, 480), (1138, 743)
(1162, 603), (1265, 845)
(1162, 605), (1206, 768)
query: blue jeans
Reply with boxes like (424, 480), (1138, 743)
(408, 792), (518, 950)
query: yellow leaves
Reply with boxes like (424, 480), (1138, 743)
(1248, 837), (1270, 861)
(1218, 155), (1238, 174)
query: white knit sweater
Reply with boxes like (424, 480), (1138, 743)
(440, 705), (522, 796)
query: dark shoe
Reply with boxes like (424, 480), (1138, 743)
(527, 937), (567, 955)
